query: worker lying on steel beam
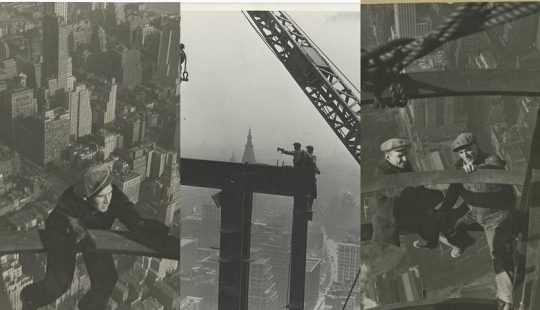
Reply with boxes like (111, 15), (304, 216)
(21, 163), (170, 310)
(440, 133), (516, 310)
(371, 138), (474, 251)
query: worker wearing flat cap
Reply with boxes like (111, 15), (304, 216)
(440, 133), (516, 310)
(371, 138), (470, 250)
(278, 142), (316, 196)
(22, 163), (170, 310)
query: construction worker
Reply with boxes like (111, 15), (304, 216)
(440, 133), (516, 310)
(371, 138), (473, 250)
(306, 145), (320, 209)
(278, 142), (315, 196)
(21, 163), (170, 310)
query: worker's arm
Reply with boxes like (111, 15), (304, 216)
(280, 149), (295, 156)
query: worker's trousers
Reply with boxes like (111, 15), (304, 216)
(454, 206), (515, 304)
(21, 246), (118, 310)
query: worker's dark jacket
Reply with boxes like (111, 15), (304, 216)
(371, 159), (442, 247)
(46, 184), (144, 248)
(440, 151), (515, 211)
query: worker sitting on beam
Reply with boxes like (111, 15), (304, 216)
(440, 133), (516, 310)
(371, 138), (474, 251)
(21, 163), (170, 310)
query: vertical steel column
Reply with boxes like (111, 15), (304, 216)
(288, 193), (310, 309)
(217, 172), (253, 310)
(516, 103), (540, 309)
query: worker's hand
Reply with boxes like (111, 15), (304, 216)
(277, 147), (284, 152)
(463, 163), (477, 173)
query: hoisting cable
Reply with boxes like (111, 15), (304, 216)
(362, 2), (540, 109)
(342, 267), (361, 310)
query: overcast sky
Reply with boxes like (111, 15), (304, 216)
(180, 8), (360, 169)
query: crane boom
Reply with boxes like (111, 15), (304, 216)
(245, 11), (361, 165)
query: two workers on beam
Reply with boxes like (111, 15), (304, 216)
(371, 133), (516, 310)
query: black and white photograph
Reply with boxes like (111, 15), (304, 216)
(361, 2), (540, 310)
(0, 2), (181, 310)
(179, 4), (360, 310)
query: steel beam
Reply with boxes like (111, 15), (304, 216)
(368, 298), (497, 310)
(288, 195), (310, 309)
(361, 69), (540, 106)
(0, 230), (180, 260)
(180, 158), (296, 196)
(362, 169), (525, 194)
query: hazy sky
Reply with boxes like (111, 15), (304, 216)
(180, 8), (360, 168)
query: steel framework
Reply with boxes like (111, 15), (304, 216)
(246, 11), (360, 165)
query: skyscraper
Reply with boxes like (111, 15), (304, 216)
(108, 44), (143, 89)
(158, 104), (180, 151)
(0, 84), (37, 148)
(248, 258), (279, 310)
(158, 152), (180, 226)
(180, 238), (199, 272)
(43, 2), (68, 24)
(394, 4), (417, 38)
(66, 83), (92, 142)
(155, 16), (181, 97)
(241, 128), (256, 163)
(42, 12), (68, 93)
(94, 78), (117, 129)
(18, 108), (70, 166)
(337, 236), (361, 290)
(112, 170), (142, 204)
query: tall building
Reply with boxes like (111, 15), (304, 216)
(1, 254), (33, 310)
(158, 152), (180, 225)
(200, 200), (221, 249)
(152, 281), (181, 310)
(262, 235), (290, 308)
(18, 108), (70, 166)
(241, 128), (256, 163)
(159, 104), (180, 151)
(136, 256), (177, 281)
(112, 170), (141, 204)
(66, 83), (92, 142)
(180, 238), (199, 272)
(42, 12), (68, 93)
(43, 2), (68, 24)
(116, 114), (141, 148)
(337, 236), (361, 290)
(305, 258), (321, 310)
(392, 4), (431, 39)
(155, 16), (181, 97)
(0, 41), (9, 59)
(108, 44), (143, 89)
(94, 129), (122, 160)
(0, 85), (37, 148)
(94, 78), (117, 129)
(150, 149), (167, 179)
(248, 258), (279, 310)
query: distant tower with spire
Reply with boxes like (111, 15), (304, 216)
(241, 128), (256, 163)
(230, 152), (237, 162)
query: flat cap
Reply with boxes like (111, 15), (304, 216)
(74, 163), (114, 199)
(293, 142), (301, 147)
(380, 138), (411, 153)
(306, 145), (314, 150)
(451, 133), (477, 152)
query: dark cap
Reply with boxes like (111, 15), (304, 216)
(306, 145), (314, 150)
(451, 133), (477, 152)
(73, 163), (114, 199)
(380, 138), (411, 153)
(293, 142), (301, 147)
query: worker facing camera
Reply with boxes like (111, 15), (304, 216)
(21, 163), (170, 310)
(371, 138), (474, 251)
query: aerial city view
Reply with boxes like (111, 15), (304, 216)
(0, 2), (181, 310)
(362, 2), (540, 310)
(180, 7), (360, 310)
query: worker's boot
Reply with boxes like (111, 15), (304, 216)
(498, 299), (512, 310)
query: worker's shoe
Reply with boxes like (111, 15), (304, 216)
(498, 299), (512, 310)
(413, 239), (438, 250)
(451, 236), (476, 258)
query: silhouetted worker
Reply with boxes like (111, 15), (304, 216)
(440, 133), (516, 310)
(21, 163), (170, 310)
(306, 145), (320, 209)
(371, 138), (473, 250)
(278, 142), (315, 197)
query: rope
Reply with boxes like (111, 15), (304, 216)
(362, 2), (540, 109)
(342, 267), (361, 310)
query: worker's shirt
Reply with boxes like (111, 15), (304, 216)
(441, 151), (515, 211)
(46, 184), (144, 232)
